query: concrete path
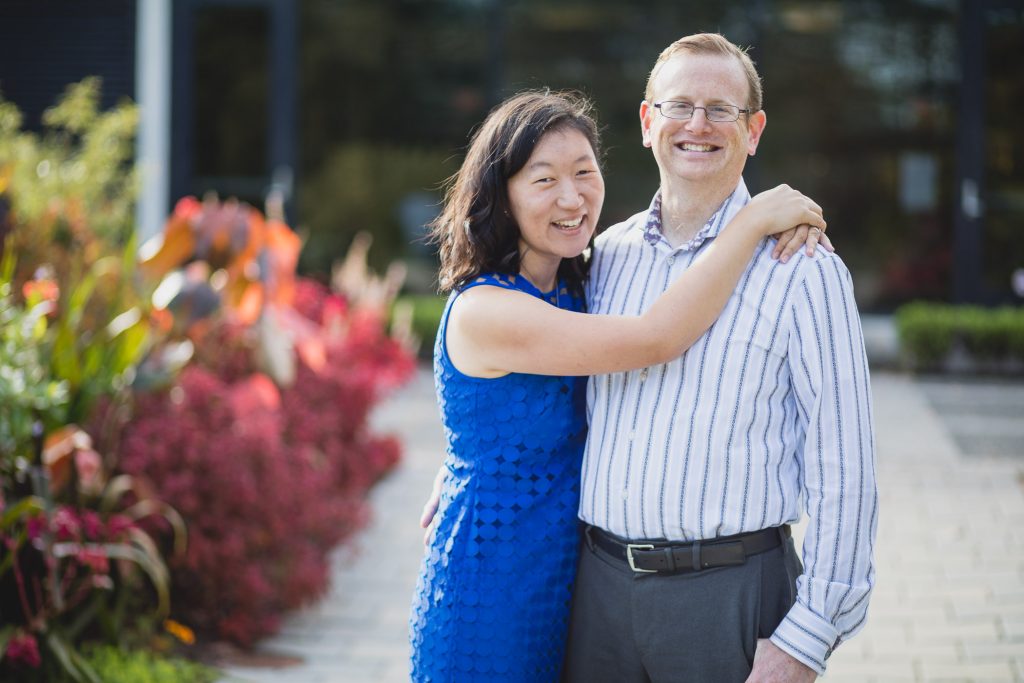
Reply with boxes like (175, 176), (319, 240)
(220, 368), (1024, 683)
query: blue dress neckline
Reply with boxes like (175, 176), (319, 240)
(512, 273), (562, 307)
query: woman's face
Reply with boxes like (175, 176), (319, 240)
(507, 128), (605, 272)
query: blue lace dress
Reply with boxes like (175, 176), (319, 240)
(409, 273), (588, 682)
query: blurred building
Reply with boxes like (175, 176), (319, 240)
(0, 0), (1021, 308)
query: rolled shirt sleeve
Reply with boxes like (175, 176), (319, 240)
(771, 255), (879, 674)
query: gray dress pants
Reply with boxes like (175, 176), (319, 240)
(563, 529), (803, 683)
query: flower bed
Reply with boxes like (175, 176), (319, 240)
(0, 79), (415, 679)
(117, 279), (413, 645)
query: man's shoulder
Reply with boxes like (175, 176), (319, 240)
(754, 244), (852, 282)
(788, 248), (853, 285)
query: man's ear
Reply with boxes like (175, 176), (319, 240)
(746, 110), (767, 156)
(639, 100), (654, 148)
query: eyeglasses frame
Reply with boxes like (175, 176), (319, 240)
(653, 100), (755, 123)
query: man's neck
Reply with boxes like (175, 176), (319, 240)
(658, 176), (738, 248)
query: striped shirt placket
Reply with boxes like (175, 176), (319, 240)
(619, 251), (666, 539)
(636, 254), (690, 539)
(601, 243), (649, 528)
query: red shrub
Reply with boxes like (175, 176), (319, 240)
(117, 278), (414, 645)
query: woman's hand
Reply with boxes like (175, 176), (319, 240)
(739, 184), (831, 262)
(420, 465), (445, 545)
(770, 224), (835, 263)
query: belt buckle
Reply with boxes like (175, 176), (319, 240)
(626, 543), (657, 573)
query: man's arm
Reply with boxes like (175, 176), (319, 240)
(770, 254), (878, 675)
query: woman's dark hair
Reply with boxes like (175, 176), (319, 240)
(430, 90), (602, 295)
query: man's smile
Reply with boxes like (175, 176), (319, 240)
(676, 141), (721, 153)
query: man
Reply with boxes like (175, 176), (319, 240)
(563, 33), (877, 682)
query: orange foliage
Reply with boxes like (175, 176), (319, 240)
(139, 195), (302, 325)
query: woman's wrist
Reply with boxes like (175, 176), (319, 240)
(728, 207), (769, 243)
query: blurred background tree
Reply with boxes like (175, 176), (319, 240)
(284, 0), (1019, 309)
(3, 0), (1018, 308)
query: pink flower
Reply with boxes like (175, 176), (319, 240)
(26, 514), (46, 541)
(52, 506), (81, 541)
(75, 448), (104, 493)
(81, 510), (104, 540)
(76, 546), (111, 574)
(106, 514), (136, 539)
(5, 631), (41, 668)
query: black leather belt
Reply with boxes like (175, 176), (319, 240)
(586, 524), (790, 574)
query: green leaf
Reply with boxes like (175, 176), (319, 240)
(45, 630), (94, 683)
(106, 309), (150, 375)
(81, 342), (104, 381)
(1, 495), (44, 528)
(63, 269), (98, 332)
(99, 473), (136, 513)
(99, 539), (172, 619)
(123, 498), (188, 557)
(52, 537), (172, 619)
(69, 644), (103, 683)
(0, 235), (15, 285)
(52, 320), (83, 387)
(0, 625), (14, 664)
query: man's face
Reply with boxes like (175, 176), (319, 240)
(640, 52), (766, 189)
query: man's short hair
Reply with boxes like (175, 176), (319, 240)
(644, 33), (763, 112)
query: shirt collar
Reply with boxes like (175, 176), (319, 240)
(640, 178), (752, 252)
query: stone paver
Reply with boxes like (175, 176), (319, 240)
(221, 368), (1024, 683)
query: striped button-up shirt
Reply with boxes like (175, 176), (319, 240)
(581, 179), (878, 674)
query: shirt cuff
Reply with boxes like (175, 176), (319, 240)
(770, 601), (839, 675)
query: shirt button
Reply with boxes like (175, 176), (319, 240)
(640, 368), (649, 381)
(627, 430), (635, 442)
(667, 255), (675, 265)
(622, 489), (629, 501)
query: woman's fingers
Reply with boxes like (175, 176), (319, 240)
(776, 224), (809, 263)
(820, 231), (836, 252)
(805, 226), (821, 257)
(420, 494), (440, 529)
(772, 220), (833, 261)
(421, 495), (439, 545)
(421, 465), (446, 545)
(771, 227), (797, 259)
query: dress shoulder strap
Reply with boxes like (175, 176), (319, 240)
(460, 272), (518, 292)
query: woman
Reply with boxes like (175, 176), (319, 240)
(408, 91), (827, 681)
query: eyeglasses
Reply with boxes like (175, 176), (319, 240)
(654, 101), (752, 122)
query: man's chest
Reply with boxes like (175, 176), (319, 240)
(588, 241), (796, 360)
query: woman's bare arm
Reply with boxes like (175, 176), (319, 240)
(450, 184), (825, 377)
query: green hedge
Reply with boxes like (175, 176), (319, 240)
(895, 302), (1024, 371)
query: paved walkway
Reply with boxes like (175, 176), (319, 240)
(220, 368), (1024, 683)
